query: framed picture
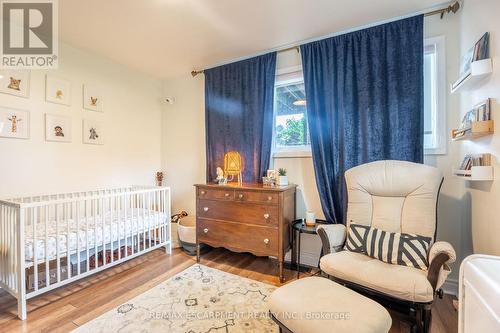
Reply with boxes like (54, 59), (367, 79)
(0, 70), (30, 98)
(45, 114), (72, 142)
(473, 32), (490, 62)
(46, 75), (71, 105)
(83, 85), (103, 112)
(459, 109), (477, 131)
(474, 99), (491, 121)
(82, 119), (104, 145)
(459, 46), (474, 78)
(0, 107), (29, 139)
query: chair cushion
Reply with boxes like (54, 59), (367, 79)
(346, 224), (432, 270)
(268, 277), (392, 333)
(320, 251), (434, 302)
(345, 160), (443, 240)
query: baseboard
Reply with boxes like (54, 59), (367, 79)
(442, 278), (458, 296)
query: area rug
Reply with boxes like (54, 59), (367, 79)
(73, 264), (278, 333)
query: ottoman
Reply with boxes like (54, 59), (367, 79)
(268, 277), (392, 333)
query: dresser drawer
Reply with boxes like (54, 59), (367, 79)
(197, 188), (234, 201)
(197, 219), (278, 256)
(234, 190), (278, 205)
(197, 200), (279, 226)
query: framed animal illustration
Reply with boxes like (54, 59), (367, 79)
(0, 107), (29, 139)
(46, 75), (71, 105)
(82, 119), (104, 145)
(45, 114), (72, 142)
(0, 70), (30, 98)
(83, 85), (103, 112)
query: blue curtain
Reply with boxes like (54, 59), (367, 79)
(205, 52), (277, 183)
(300, 15), (424, 224)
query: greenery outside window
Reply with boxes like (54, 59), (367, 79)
(273, 66), (311, 158)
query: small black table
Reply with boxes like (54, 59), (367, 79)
(292, 218), (328, 278)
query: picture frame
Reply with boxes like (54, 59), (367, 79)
(82, 119), (104, 145)
(83, 84), (103, 112)
(46, 75), (71, 106)
(459, 46), (474, 78)
(45, 114), (72, 142)
(0, 107), (29, 139)
(0, 70), (30, 98)
(473, 32), (490, 62)
(474, 99), (491, 121)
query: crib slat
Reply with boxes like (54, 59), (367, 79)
(117, 195), (121, 260)
(33, 207), (38, 292)
(93, 199), (98, 270)
(56, 203), (61, 283)
(76, 200), (81, 276)
(85, 199), (90, 273)
(44, 206), (49, 288)
(101, 197), (106, 266)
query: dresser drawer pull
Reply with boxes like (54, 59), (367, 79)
(263, 213), (270, 219)
(203, 207), (209, 212)
(225, 193), (230, 197)
(204, 228), (209, 233)
(267, 196), (273, 201)
(200, 190), (206, 195)
(238, 193), (244, 199)
(263, 238), (270, 245)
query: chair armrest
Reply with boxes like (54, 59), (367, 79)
(316, 224), (346, 255)
(427, 241), (456, 291)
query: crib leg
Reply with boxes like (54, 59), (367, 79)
(165, 242), (171, 255)
(17, 295), (27, 320)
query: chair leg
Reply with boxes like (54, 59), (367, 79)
(423, 308), (432, 333)
(415, 307), (424, 333)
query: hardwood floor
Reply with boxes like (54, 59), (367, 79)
(0, 248), (458, 333)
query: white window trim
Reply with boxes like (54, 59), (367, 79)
(424, 35), (447, 155)
(273, 66), (312, 158)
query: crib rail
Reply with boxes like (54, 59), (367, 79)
(0, 186), (171, 320)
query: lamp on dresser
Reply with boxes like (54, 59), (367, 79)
(194, 183), (296, 282)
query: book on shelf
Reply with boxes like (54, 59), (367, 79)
(458, 153), (492, 170)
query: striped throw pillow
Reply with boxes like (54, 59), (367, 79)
(345, 224), (432, 270)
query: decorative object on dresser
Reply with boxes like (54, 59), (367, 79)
(195, 183), (296, 282)
(277, 168), (288, 186)
(223, 151), (243, 185)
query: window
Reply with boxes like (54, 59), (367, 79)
(273, 66), (311, 157)
(424, 36), (446, 155)
(272, 37), (446, 157)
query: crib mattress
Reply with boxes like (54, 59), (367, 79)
(24, 208), (167, 263)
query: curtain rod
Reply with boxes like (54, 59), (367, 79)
(191, 1), (460, 77)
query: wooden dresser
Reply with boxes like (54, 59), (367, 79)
(194, 183), (296, 282)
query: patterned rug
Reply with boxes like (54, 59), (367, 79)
(73, 264), (278, 333)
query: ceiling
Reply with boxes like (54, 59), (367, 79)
(60, 0), (450, 79)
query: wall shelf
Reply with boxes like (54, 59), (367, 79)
(452, 120), (494, 141)
(451, 58), (493, 94)
(453, 166), (494, 181)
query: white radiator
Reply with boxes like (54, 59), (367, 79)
(459, 254), (500, 333)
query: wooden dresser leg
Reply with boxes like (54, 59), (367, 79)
(196, 243), (200, 263)
(279, 260), (284, 283)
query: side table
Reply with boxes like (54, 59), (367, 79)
(292, 219), (328, 278)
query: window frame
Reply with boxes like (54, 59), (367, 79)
(424, 35), (447, 155)
(272, 65), (312, 158)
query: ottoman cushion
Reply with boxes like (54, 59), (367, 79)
(268, 277), (392, 333)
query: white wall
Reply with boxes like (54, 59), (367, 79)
(0, 43), (163, 198)
(458, 0), (500, 256)
(161, 75), (205, 216)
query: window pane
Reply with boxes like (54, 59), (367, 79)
(424, 46), (437, 150)
(274, 81), (310, 148)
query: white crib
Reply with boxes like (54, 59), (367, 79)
(0, 186), (171, 320)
